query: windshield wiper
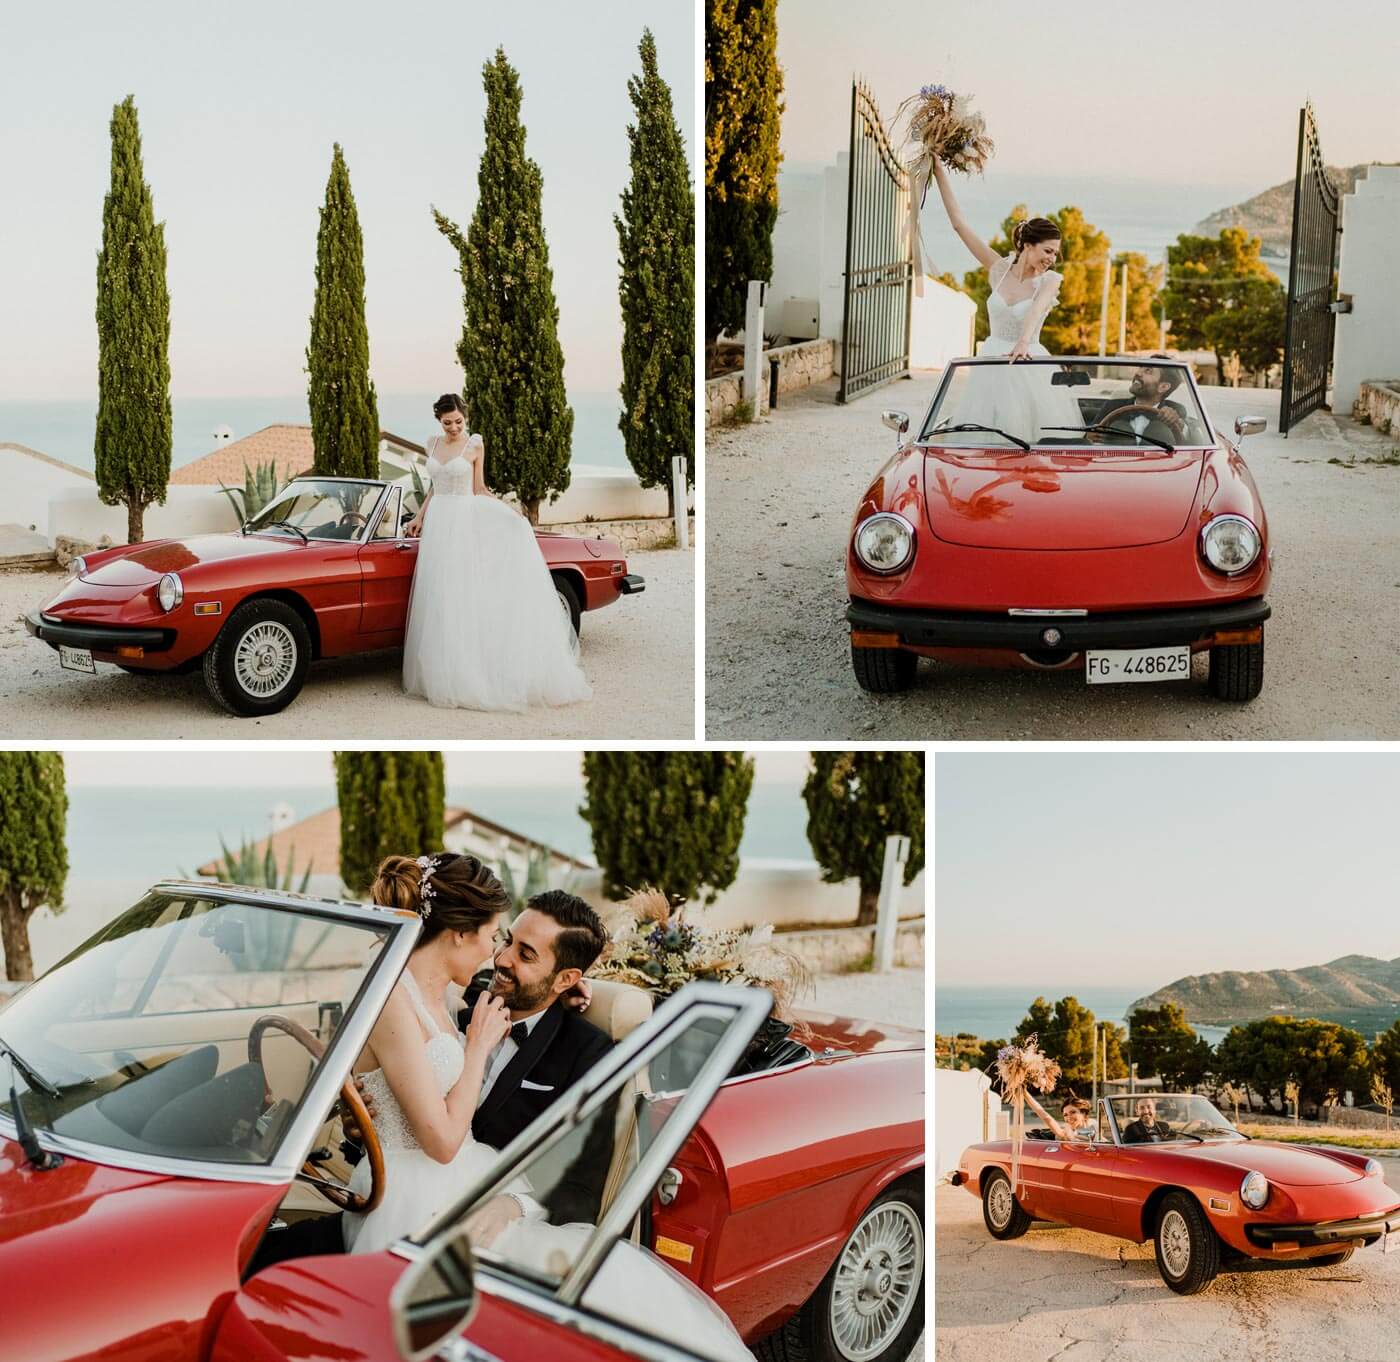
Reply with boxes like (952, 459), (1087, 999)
(1, 1041), (63, 1171)
(928, 423), (1031, 452)
(0, 1036), (59, 1098)
(261, 520), (309, 543)
(1040, 424), (1175, 453)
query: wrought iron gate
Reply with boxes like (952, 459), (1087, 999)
(1279, 103), (1341, 434)
(837, 81), (913, 403)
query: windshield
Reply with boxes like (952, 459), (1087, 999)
(919, 360), (1212, 450)
(0, 891), (390, 1166)
(1107, 1094), (1242, 1144)
(245, 480), (385, 541)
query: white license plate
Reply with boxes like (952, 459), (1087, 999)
(1085, 646), (1191, 684)
(58, 645), (95, 674)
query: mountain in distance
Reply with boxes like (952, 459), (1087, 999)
(1131, 954), (1400, 1025)
(1192, 165), (1386, 257)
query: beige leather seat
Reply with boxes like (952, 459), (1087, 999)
(581, 980), (654, 1228)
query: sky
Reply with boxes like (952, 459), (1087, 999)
(936, 752), (1400, 991)
(776, 0), (1397, 183)
(0, 1), (693, 400)
(61, 749), (813, 789)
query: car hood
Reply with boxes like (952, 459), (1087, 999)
(82, 533), (304, 587)
(922, 447), (1206, 550)
(793, 1008), (924, 1056)
(1140, 1139), (1366, 1187)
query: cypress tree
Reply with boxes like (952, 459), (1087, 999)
(308, 144), (380, 478)
(334, 752), (445, 897)
(94, 95), (172, 545)
(0, 754), (68, 982)
(434, 49), (572, 525)
(705, 0), (783, 344)
(580, 752), (753, 905)
(803, 753), (924, 926)
(616, 29), (695, 517)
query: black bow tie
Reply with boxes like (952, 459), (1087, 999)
(510, 1022), (530, 1044)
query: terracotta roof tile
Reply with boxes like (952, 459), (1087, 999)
(171, 426), (425, 487)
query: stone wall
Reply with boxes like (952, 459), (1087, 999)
(547, 516), (695, 553)
(1353, 379), (1400, 435)
(780, 917), (925, 974)
(770, 338), (837, 401)
(706, 370), (760, 429)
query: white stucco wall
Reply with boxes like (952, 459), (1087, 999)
(910, 278), (978, 369)
(934, 1068), (998, 1179)
(1332, 165), (1400, 413)
(0, 445), (92, 537)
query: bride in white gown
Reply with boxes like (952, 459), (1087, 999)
(929, 160), (1082, 442)
(401, 394), (591, 713)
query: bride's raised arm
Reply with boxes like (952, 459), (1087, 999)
(368, 986), (510, 1165)
(930, 158), (1000, 270)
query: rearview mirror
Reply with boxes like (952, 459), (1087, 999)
(1234, 416), (1266, 439)
(1050, 370), (1091, 386)
(881, 409), (910, 436)
(390, 1225), (479, 1361)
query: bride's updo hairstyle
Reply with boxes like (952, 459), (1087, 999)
(432, 393), (467, 421)
(371, 852), (510, 944)
(1012, 218), (1061, 257)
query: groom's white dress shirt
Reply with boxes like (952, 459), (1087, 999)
(473, 1006), (549, 1221)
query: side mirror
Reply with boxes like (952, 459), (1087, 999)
(1234, 416), (1266, 439)
(881, 409), (910, 437)
(390, 1226), (479, 1361)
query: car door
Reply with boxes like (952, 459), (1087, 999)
(1039, 1139), (1122, 1230)
(356, 486), (418, 639)
(215, 982), (771, 1362)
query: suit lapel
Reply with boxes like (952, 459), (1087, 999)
(477, 1001), (562, 1125)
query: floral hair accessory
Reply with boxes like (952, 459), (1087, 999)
(414, 855), (440, 918)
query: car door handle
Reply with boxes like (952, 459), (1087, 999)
(658, 1167), (684, 1206)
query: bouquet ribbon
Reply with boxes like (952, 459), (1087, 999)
(994, 1037), (1061, 1196)
(905, 166), (928, 299)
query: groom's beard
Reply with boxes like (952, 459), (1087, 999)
(489, 963), (554, 1012)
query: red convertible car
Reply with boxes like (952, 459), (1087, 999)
(847, 357), (1271, 701)
(0, 882), (924, 1362)
(954, 1093), (1399, 1294)
(25, 476), (643, 716)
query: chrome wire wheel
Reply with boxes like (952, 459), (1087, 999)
(1159, 1208), (1191, 1279)
(828, 1200), (922, 1362)
(234, 621), (298, 698)
(986, 1178), (1012, 1229)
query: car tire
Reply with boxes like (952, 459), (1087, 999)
(553, 574), (583, 639)
(752, 1182), (924, 1362)
(1208, 626), (1264, 701)
(981, 1168), (1032, 1241)
(1153, 1192), (1220, 1295)
(202, 598), (311, 717)
(851, 643), (917, 693)
(1310, 1246), (1355, 1267)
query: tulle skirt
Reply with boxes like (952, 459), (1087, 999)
(402, 492), (591, 713)
(969, 338), (1084, 445)
(343, 1137), (500, 1254)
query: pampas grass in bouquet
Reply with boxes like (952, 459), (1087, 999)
(993, 1035), (1061, 1098)
(898, 84), (995, 185)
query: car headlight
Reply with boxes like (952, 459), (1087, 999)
(853, 512), (916, 575)
(1240, 1170), (1270, 1209)
(156, 573), (184, 613)
(1200, 514), (1261, 575)
(1364, 1158), (1383, 1177)
(68, 555), (87, 579)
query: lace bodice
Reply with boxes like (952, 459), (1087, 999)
(987, 255), (1062, 344)
(359, 972), (465, 1151)
(426, 436), (479, 499)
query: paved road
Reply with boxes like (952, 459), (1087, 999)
(809, 966), (925, 1031)
(934, 1156), (1400, 1362)
(1, 549), (694, 739)
(706, 375), (1400, 739)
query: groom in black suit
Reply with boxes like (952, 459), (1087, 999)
(248, 889), (613, 1270)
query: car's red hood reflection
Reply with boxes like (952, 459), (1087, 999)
(82, 533), (304, 587)
(923, 447), (1206, 550)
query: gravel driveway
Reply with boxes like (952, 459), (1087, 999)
(934, 1156), (1400, 1362)
(706, 375), (1400, 740)
(1, 549), (693, 739)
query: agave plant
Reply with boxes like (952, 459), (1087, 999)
(406, 462), (428, 516)
(497, 845), (578, 918)
(192, 836), (316, 970)
(219, 459), (285, 526)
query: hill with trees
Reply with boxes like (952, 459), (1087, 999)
(1191, 165), (1380, 255)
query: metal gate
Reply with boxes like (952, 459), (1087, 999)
(1279, 103), (1341, 434)
(837, 80), (913, 403)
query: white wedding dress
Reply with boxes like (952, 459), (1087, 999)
(402, 436), (591, 712)
(964, 255), (1082, 443)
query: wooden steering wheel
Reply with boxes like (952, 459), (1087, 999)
(1095, 402), (1186, 442)
(249, 1014), (384, 1213)
(338, 511), (368, 529)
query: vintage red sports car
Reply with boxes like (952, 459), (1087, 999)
(953, 1093), (1400, 1294)
(25, 476), (644, 716)
(846, 357), (1271, 701)
(0, 882), (924, 1362)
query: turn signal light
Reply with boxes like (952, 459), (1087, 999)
(851, 630), (900, 649)
(115, 646), (144, 659)
(193, 602), (222, 617)
(654, 1236), (695, 1265)
(1212, 627), (1262, 645)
